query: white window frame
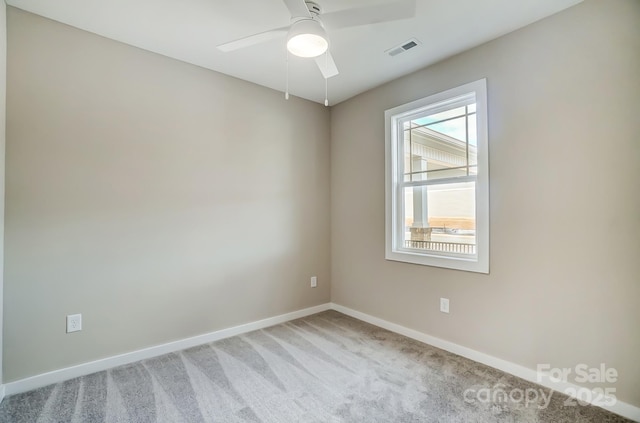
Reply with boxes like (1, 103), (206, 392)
(385, 79), (489, 273)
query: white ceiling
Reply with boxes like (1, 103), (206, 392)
(7, 0), (583, 105)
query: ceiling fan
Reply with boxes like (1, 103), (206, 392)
(217, 0), (417, 79)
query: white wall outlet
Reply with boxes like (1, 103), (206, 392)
(310, 276), (317, 288)
(66, 314), (82, 333)
(440, 298), (450, 314)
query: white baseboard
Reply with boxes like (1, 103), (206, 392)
(4, 303), (331, 397)
(0, 384), (5, 404)
(330, 302), (640, 423)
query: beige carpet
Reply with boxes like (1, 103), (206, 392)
(0, 311), (632, 422)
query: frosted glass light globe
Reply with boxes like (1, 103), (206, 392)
(287, 19), (328, 58)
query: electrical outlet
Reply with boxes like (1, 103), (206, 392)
(67, 314), (82, 333)
(310, 276), (317, 288)
(440, 298), (450, 314)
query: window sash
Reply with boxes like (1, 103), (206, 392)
(399, 106), (477, 185)
(395, 181), (478, 259)
(399, 174), (477, 188)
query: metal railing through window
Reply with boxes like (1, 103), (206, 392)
(404, 240), (476, 255)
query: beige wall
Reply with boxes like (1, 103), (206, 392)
(331, 0), (640, 407)
(0, 0), (6, 390)
(4, 8), (331, 382)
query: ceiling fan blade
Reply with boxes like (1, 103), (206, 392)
(218, 28), (288, 52)
(321, 0), (416, 30)
(315, 51), (339, 79)
(282, 0), (311, 18)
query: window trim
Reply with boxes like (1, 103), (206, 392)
(385, 79), (489, 273)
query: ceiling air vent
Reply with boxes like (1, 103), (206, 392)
(386, 38), (420, 57)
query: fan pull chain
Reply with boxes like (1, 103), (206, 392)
(324, 50), (329, 107)
(285, 50), (290, 100)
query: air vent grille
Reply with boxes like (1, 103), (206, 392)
(386, 38), (421, 57)
(402, 41), (418, 50)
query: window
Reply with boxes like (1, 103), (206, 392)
(385, 79), (489, 273)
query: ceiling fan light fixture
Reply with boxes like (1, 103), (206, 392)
(286, 19), (328, 58)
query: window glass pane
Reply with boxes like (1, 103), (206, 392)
(402, 182), (476, 255)
(403, 131), (410, 181)
(403, 126), (468, 181)
(412, 106), (466, 126)
(468, 114), (477, 147)
(468, 103), (476, 113)
(427, 116), (467, 142)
